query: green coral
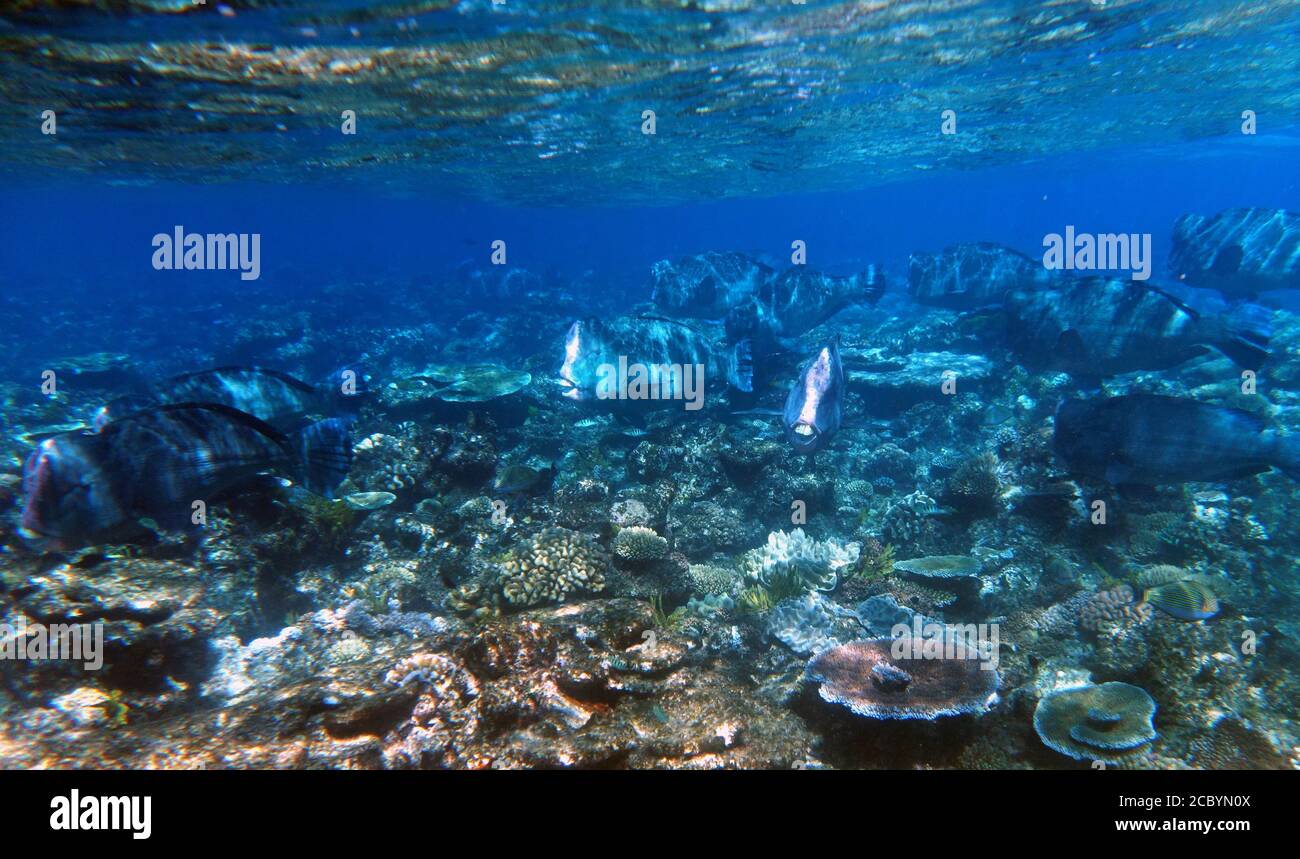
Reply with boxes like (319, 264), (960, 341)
(736, 566), (807, 614)
(942, 452), (1003, 518)
(737, 585), (776, 614)
(649, 593), (688, 629)
(99, 689), (130, 729)
(294, 493), (358, 545)
(847, 540), (894, 583)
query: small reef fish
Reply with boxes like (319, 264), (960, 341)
(1169, 207), (1300, 298)
(21, 404), (353, 547)
(1053, 394), (1300, 486)
(1004, 277), (1270, 381)
(909, 242), (1056, 310)
(782, 336), (845, 454)
(493, 463), (556, 494)
(1141, 580), (1220, 621)
(343, 491), (397, 511)
(94, 365), (368, 431)
(557, 316), (753, 405)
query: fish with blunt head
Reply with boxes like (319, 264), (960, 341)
(753, 266), (885, 341)
(1169, 207), (1300, 299)
(1004, 277), (1270, 382)
(22, 403), (352, 548)
(783, 336), (845, 454)
(93, 365), (370, 432)
(557, 316), (752, 409)
(909, 241), (1057, 311)
(1053, 393), (1300, 487)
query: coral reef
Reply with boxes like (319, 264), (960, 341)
(1032, 682), (1158, 764)
(686, 562), (740, 597)
(1078, 585), (1153, 633)
(893, 555), (983, 579)
(805, 638), (1000, 720)
(498, 528), (609, 608)
(766, 593), (859, 656)
(611, 526), (669, 563)
(742, 528), (860, 593)
(5, 242), (1300, 773)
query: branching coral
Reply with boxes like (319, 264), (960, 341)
(687, 562), (740, 597)
(611, 526), (669, 563)
(942, 452), (1003, 518)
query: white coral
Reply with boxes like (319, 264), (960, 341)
(744, 528), (859, 592)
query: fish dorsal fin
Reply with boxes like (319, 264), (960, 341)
(634, 315), (706, 335)
(1138, 283), (1201, 321)
(150, 402), (291, 445)
(168, 366), (318, 394)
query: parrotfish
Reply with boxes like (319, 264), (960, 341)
(1053, 394), (1300, 487)
(753, 266), (885, 340)
(649, 251), (885, 345)
(909, 242), (1056, 311)
(650, 251), (773, 320)
(1169, 207), (1300, 298)
(21, 403), (353, 548)
(782, 336), (845, 454)
(493, 462), (557, 494)
(557, 316), (752, 407)
(94, 365), (368, 432)
(1004, 277), (1270, 381)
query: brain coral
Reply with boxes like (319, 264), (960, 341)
(1078, 584), (1153, 632)
(498, 527), (608, 607)
(1033, 682), (1158, 763)
(804, 637), (1000, 720)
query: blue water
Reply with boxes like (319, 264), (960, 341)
(6, 134), (1298, 304)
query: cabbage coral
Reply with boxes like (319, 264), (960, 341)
(742, 528), (859, 593)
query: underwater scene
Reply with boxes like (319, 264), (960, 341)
(1, 0), (1300, 775)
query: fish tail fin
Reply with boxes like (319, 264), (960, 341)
(1271, 431), (1300, 482)
(858, 264), (886, 305)
(730, 338), (754, 392)
(296, 418), (354, 497)
(1212, 303), (1272, 369)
